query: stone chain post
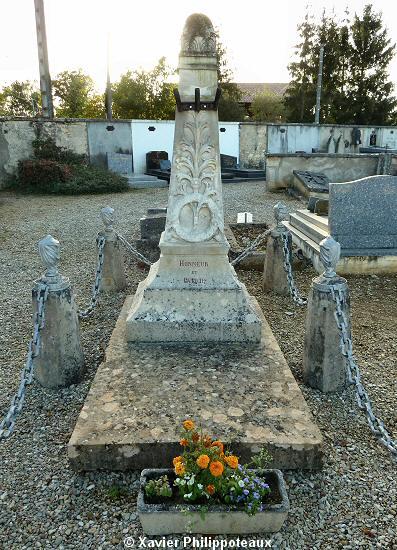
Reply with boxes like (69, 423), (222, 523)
(32, 235), (84, 388)
(303, 235), (349, 393)
(99, 206), (127, 292)
(263, 202), (291, 295)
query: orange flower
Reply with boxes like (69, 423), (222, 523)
(211, 440), (224, 453)
(180, 438), (188, 447)
(192, 432), (200, 443)
(173, 456), (183, 466)
(183, 420), (195, 431)
(225, 455), (239, 469)
(206, 484), (215, 495)
(203, 436), (212, 448)
(209, 461), (224, 477)
(174, 461), (185, 476)
(196, 454), (210, 469)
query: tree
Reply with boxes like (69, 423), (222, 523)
(52, 70), (105, 118)
(112, 58), (175, 120)
(284, 5), (396, 124)
(284, 11), (317, 122)
(251, 89), (285, 122)
(215, 29), (245, 121)
(0, 81), (41, 116)
(347, 5), (396, 124)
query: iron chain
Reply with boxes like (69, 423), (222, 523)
(116, 233), (153, 267)
(231, 228), (272, 266)
(0, 283), (49, 440)
(78, 235), (106, 319)
(281, 231), (307, 306)
(330, 285), (397, 459)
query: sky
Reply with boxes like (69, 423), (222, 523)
(1, 0), (397, 90)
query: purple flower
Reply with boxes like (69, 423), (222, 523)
(243, 489), (249, 495)
(254, 492), (260, 499)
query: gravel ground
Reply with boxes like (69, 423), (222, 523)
(0, 181), (396, 549)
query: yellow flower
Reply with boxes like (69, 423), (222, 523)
(211, 440), (224, 453)
(180, 438), (188, 447)
(196, 454), (210, 469)
(174, 462), (185, 476)
(209, 461), (224, 477)
(206, 484), (215, 495)
(173, 456), (183, 466)
(183, 420), (195, 431)
(225, 455), (239, 469)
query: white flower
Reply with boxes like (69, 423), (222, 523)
(184, 493), (192, 499)
(188, 475), (195, 486)
(238, 480), (245, 488)
(197, 484), (203, 490)
(230, 487), (235, 492)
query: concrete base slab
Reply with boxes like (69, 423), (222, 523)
(68, 297), (323, 471)
(127, 175), (168, 189)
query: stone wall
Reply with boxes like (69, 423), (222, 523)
(239, 122), (267, 168)
(0, 119), (88, 187)
(265, 153), (381, 191)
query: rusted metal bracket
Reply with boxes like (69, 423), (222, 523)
(174, 87), (221, 112)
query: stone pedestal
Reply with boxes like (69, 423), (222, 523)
(303, 234), (350, 393)
(263, 228), (290, 295)
(33, 278), (84, 389)
(99, 232), (127, 292)
(126, 14), (261, 343)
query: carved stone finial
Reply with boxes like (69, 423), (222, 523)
(38, 235), (60, 280)
(274, 202), (289, 227)
(319, 235), (341, 278)
(101, 206), (115, 233)
(181, 13), (216, 56)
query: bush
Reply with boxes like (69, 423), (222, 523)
(17, 159), (72, 192)
(17, 159), (129, 195)
(32, 137), (87, 165)
(15, 136), (129, 195)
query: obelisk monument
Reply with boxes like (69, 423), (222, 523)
(126, 13), (261, 342)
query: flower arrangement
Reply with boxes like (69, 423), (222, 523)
(145, 419), (272, 516)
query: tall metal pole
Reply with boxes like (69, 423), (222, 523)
(105, 32), (112, 120)
(34, 0), (54, 118)
(314, 45), (324, 124)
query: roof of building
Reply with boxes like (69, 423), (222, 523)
(236, 83), (289, 102)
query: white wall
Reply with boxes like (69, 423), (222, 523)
(131, 119), (240, 174)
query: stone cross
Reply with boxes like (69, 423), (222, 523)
(126, 13), (261, 343)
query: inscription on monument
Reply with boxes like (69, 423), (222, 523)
(179, 260), (209, 267)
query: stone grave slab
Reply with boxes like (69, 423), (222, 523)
(107, 152), (133, 174)
(329, 175), (397, 255)
(293, 170), (330, 198)
(68, 296), (323, 471)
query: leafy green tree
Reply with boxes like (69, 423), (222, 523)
(251, 89), (285, 122)
(112, 58), (175, 120)
(0, 81), (41, 116)
(215, 29), (244, 121)
(52, 70), (104, 118)
(347, 5), (396, 124)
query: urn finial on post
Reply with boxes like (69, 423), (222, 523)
(274, 202), (289, 228)
(38, 234), (61, 284)
(101, 206), (115, 234)
(319, 235), (340, 278)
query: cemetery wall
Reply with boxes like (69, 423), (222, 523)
(87, 121), (132, 167)
(238, 122), (267, 169)
(0, 119), (88, 187)
(265, 153), (381, 191)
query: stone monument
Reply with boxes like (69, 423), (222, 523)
(126, 13), (261, 343)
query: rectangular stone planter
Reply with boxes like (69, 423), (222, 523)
(137, 468), (289, 535)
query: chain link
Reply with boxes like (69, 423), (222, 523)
(281, 231), (307, 306)
(116, 233), (153, 267)
(330, 285), (397, 459)
(0, 283), (49, 440)
(231, 228), (271, 266)
(78, 235), (106, 319)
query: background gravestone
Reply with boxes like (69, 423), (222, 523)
(329, 175), (397, 255)
(107, 152), (133, 175)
